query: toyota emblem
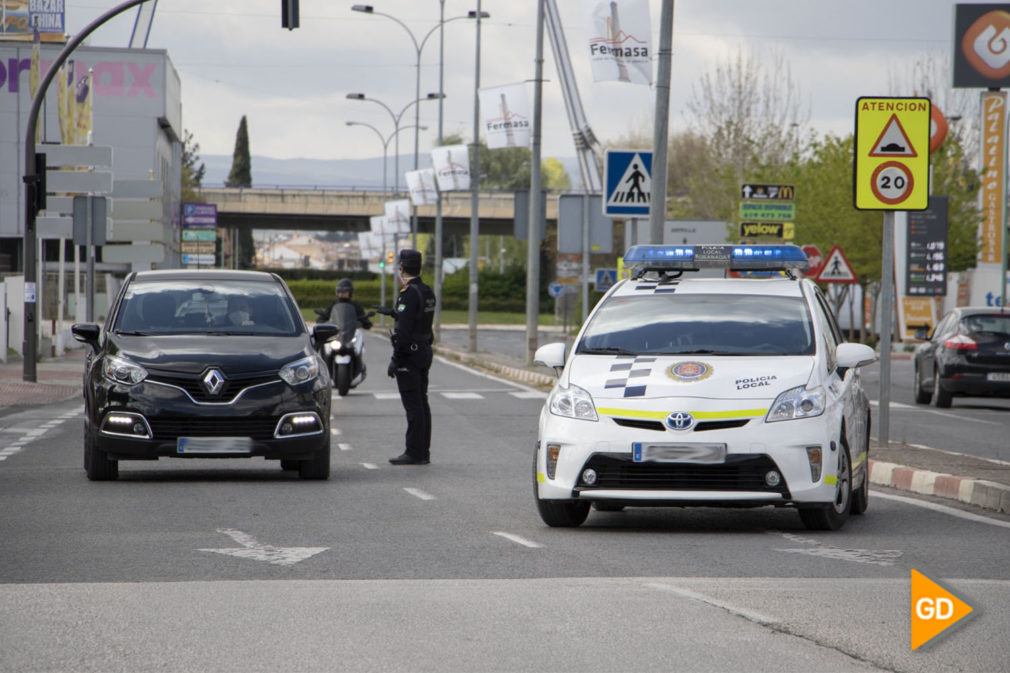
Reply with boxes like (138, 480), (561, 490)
(202, 368), (226, 396)
(665, 411), (695, 431)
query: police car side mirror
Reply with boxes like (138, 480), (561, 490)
(836, 342), (877, 370)
(534, 342), (567, 375)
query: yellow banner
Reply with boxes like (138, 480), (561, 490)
(980, 91), (1006, 264)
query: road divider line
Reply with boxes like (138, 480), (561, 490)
(645, 582), (778, 626)
(361, 462), (378, 470)
(872, 490), (1010, 529)
(492, 531), (542, 548)
(338, 443), (352, 452)
(404, 487), (435, 501)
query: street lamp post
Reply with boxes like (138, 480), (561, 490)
(350, 4), (488, 251)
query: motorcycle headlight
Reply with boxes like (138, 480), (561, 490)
(766, 385), (825, 422)
(102, 354), (148, 385)
(323, 341), (341, 355)
(279, 356), (319, 386)
(548, 383), (598, 421)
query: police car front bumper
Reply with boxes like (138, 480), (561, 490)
(536, 410), (839, 507)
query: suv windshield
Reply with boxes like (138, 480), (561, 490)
(578, 294), (816, 356)
(113, 279), (302, 336)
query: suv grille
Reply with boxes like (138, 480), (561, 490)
(579, 454), (788, 494)
(148, 416), (279, 441)
(148, 372), (280, 403)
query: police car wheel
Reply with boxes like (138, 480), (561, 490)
(798, 442), (852, 531)
(536, 497), (590, 527)
(593, 502), (625, 512)
(850, 432), (870, 516)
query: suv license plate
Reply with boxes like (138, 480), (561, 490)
(632, 442), (726, 463)
(177, 437), (253, 454)
(986, 372), (1010, 382)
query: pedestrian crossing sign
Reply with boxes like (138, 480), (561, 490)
(604, 150), (652, 217)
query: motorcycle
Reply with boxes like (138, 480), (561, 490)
(314, 303), (373, 396)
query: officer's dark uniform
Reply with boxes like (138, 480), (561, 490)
(388, 249), (436, 465)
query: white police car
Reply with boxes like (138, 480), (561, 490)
(533, 244), (876, 530)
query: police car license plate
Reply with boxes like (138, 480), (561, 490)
(177, 437), (253, 454)
(632, 442), (726, 463)
(986, 372), (1010, 382)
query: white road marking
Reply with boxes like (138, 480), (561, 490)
(904, 442), (1010, 467)
(774, 532), (902, 566)
(869, 400), (999, 425)
(373, 393), (401, 400)
(510, 391), (548, 399)
(442, 392), (483, 400)
(330, 428), (341, 436)
(873, 489), (1010, 529)
(198, 528), (328, 567)
(361, 462), (378, 470)
(404, 487), (435, 501)
(338, 443), (352, 452)
(492, 531), (542, 548)
(645, 582), (779, 626)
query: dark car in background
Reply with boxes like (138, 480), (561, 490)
(913, 307), (1010, 407)
(71, 270), (338, 481)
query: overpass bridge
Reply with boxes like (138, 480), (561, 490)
(196, 188), (559, 237)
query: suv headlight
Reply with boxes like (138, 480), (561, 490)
(102, 354), (148, 385)
(548, 384), (598, 421)
(766, 385), (825, 422)
(279, 356), (320, 385)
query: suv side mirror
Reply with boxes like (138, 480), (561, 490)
(71, 323), (102, 354)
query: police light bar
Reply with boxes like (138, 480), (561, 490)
(624, 244), (808, 276)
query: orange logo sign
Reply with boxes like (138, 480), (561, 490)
(962, 10), (1010, 80)
(911, 569), (974, 650)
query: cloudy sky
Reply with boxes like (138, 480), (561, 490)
(66, 0), (960, 167)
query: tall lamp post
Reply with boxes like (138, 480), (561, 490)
(346, 92), (443, 196)
(346, 120), (427, 323)
(350, 4), (489, 251)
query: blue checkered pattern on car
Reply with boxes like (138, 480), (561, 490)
(604, 356), (657, 397)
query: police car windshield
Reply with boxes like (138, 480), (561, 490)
(578, 294), (816, 356)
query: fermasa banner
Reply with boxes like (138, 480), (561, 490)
(431, 145), (470, 191)
(478, 83), (531, 149)
(383, 200), (411, 235)
(405, 168), (439, 206)
(582, 0), (652, 85)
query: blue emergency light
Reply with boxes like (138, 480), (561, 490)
(624, 244), (808, 277)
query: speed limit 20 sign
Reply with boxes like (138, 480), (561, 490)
(853, 97), (930, 211)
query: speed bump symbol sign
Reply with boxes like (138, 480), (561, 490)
(854, 97), (930, 211)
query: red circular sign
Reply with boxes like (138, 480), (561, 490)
(929, 104), (949, 153)
(870, 161), (914, 205)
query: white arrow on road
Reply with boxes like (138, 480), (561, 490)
(198, 528), (328, 566)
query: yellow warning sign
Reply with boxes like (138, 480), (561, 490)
(854, 97), (930, 211)
(911, 569), (974, 650)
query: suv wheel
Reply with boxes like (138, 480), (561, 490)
(298, 436), (331, 480)
(931, 368), (952, 408)
(84, 426), (118, 481)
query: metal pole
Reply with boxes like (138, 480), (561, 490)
(525, 0), (546, 366)
(648, 0), (674, 244)
(581, 193), (589, 322)
(412, 43), (421, 250)
(433, 0), (446, 342)
(21, 0), (149, 381)
(879, 211), (895, 449)
(86, 197), (94, 322)
(467, 0), (482, 353)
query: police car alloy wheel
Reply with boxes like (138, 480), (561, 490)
(533, 244), (876, 530)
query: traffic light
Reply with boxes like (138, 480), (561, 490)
(387, 251), (394, 265)
(281, 0), (299, 30)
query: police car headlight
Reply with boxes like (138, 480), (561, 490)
(766, 385), (825, 422)
(548, 384), (598, 421)
(279, 356), (319, 385)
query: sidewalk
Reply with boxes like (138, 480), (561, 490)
(2, 336), (1008, 516)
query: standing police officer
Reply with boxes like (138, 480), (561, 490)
(386, 249), (436, 465)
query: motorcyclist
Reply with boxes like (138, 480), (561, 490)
(331, 278), (373, 330)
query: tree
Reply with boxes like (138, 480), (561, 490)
(226, 116), (254, 267)
(226, 115), (252, 189)
(180, 129), (205, 203)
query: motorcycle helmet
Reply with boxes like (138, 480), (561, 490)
(335, 278), (354, 301)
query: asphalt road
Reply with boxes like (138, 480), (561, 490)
(0, 332), (1008, 673)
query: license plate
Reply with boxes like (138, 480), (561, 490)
(986, 372), (1010, 382)
(632, 442), (726, 463)
(177, 437), (253, 454)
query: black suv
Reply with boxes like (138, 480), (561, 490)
(72, 270), (338, 480)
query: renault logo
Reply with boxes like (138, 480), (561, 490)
(665, 411), (695, 431)
(202, 369), (226, 396)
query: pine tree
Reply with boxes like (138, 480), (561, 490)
(226, 115), (252, 188)
(224, 116), (255, 267)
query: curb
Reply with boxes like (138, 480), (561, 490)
(433, 345), (555, 388)
(868, 459), (1010, 514)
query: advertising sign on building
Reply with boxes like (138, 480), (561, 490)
(1, 1), (65, 39)
(953, 4), (1010, 88)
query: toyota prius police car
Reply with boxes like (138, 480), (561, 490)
(533, 244), (876, 530)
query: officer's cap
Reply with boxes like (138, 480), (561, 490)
(399, 249), (422, 275)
